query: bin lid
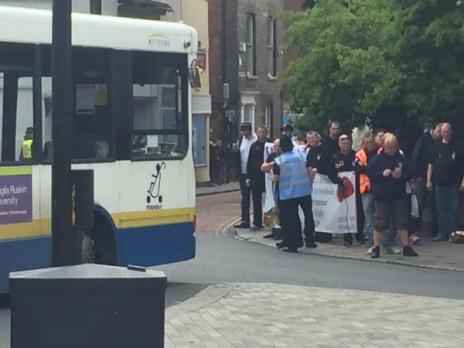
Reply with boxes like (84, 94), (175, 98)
(9, 263), (166, 280)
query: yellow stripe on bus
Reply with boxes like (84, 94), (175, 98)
(0, 220), (46, 240)
(113, 208), (195, 229)
(0, 166), (33, 176)
(0, 207), (195, 240)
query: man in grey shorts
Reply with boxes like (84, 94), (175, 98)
(367, 134), (418, 258)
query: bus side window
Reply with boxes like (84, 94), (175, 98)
(41, 76), (52, 161)
(39, 47), (114, 163)
(72, 47), (113, 162)
(0, 72), (3, 158)
(0, 43), (35, 163)
(16, 77), (34, 162)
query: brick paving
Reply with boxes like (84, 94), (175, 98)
(196, 192), (241, 233)
(165, 283), (464, 347)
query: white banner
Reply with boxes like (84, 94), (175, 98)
(312, 171), (357, 234)
(263, 142), (275, 214)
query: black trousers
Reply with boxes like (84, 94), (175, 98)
(280, 195), (315, 248)
(298, 195), (315, 243)
(342, 194), (363, 245)
(356, 193), (364, 243)
(251, 182), (264, 227)
(239, 174), (251, 224)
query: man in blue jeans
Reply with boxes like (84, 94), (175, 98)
(427, 123), (464, 241)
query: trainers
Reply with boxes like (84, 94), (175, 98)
(371, 246), (380, 259)
(276, 241), (287, 249)
(403, 245), (418, 257)
(409, 233), (421, 245)
(366, 247), (373, 255)
(250, 225), (263, 232)
(384, 247), (401, 254)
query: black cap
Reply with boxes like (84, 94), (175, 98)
(240, 122), (252, 130)
(280, 124), (294, 132)
(279, 135), (294, 152)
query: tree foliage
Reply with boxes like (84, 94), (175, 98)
(285, 0), (464, 131)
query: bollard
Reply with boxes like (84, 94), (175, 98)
(10, 264), (166, 348)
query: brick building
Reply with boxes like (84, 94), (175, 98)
(209, 0), (308, 146)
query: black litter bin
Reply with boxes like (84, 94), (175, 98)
(9, 264), (167, 348)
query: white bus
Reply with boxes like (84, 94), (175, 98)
(0, 5), (197, 293)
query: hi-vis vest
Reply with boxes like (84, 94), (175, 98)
(355, 148), (371, 194)
(22, 139), (33, 159)
(275, 151), (311, 200)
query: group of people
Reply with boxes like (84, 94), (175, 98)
(233, 120), (464, 258)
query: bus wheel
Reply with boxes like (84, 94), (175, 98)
(82, 213), (117, 265)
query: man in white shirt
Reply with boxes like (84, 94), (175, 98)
(234, 122), (258, 228)
(352, 116), (371, 152)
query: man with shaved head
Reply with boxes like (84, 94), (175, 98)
(367, 134), (418, 258)
(427, 123), (464, 241)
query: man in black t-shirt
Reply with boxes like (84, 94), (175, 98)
(411, 123), (442, 237)
(427, 123), (464, 241)
(327, 134), (358, 246)
(306, 130), (329, 176)
(323, 121), (342, 160)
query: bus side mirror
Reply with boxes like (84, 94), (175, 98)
(188, 66), (201, 89)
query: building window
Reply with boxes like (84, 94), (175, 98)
(265, 103), (273, 131)
(267, 17), (277, 78)
(241, 104), (255, 129)
(246, 13), (256, 77)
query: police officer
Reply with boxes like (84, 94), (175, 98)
(273, 135), (316, 252)
(20, 127), (34, 160)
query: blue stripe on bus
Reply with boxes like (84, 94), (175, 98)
(0, 236), (51, 294)
(115, 222), (196, 267)
(0, 222), (195, 294)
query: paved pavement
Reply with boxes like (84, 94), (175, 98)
(236, 228), (464, 271)
(196, 185), (464, 271)
(166, 282), (464, 347)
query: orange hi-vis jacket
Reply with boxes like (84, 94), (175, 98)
(355, 148), (371, 194)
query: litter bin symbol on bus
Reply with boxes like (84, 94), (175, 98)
(147, 162), (166, 204)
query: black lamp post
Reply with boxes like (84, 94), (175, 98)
(51, 0), (77, 266)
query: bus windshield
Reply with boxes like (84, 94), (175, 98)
(131, 52), (187, 160)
